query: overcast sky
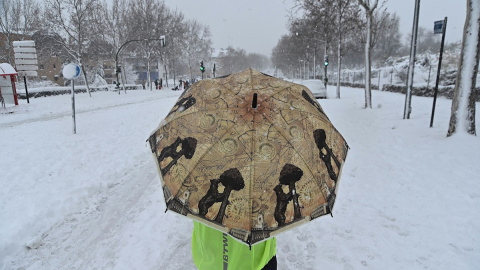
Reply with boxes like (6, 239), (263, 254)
(163, 0), (466, 56)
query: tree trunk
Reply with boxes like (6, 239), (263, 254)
(147, 59), (152, 91)
(79, 59), (91, 97)
(82, 69), (92, 97)
(447, 0), (479, 136)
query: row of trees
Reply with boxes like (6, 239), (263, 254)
(214, 47), (270, 77)
(0, 0), (273, 89)
(1, 0), (213, 93)
(272, 3), (448, 80)
(272, 0), (401, 105)
(273, 0), (479, 136)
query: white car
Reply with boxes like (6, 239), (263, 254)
(300, 79), (327, 99)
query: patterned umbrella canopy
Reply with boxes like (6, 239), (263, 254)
(148, 69), (349, 246)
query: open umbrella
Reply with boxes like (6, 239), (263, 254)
(148, 69), (349, 246)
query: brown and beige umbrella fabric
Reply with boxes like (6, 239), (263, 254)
(148, 68), (349, 246)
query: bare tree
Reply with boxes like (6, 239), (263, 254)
(44, 0), (103, 96)
(18, 0), (41, 36)
(0, 0), (41, 64)
(298, 0), (337, 81)
(272, 34), (299, 77)
(126, 0), (178, 89)
(275, 0), (361, 84)
(101, 0), (133, 90)
(447, 0), (479, 136)
(373, 12), (402, 62)
(334, 0), (357, 98)
(162, 9), (188, 86)
(0, 0), (19, 63)
(126, 0), (156, 90)
(217, 47), (250, 75)
(247, 53), (271, 71)
(184, 20), (212, 79)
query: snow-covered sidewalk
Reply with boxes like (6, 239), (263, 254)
(1, 87), (479, 269)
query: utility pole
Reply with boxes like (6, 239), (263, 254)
(404, 0), (421, 119)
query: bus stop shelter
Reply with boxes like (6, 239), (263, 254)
(0, 63), (19, 106)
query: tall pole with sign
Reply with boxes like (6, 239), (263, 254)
(63, 63), (81, 134)
(13, 41), (38, 104)
(430, 17), (448, 127)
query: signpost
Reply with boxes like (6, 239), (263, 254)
(63, 63), (81, 134)
(13, 40), (38, 104)
(430, 17), (448, 127)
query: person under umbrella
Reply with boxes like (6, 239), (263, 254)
(148, 69), (349, 270)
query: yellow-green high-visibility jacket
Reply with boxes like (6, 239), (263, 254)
(192, 221), (276, 270)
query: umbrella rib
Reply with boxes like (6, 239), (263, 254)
(267, 85), (330, 119)
(162, 82), (244, 128)
(267, 85), (348, 145)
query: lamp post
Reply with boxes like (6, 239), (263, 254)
(115, 36), (166, 94)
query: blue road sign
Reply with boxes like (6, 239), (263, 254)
(434, 20), (444, 34)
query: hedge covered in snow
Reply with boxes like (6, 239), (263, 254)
(16, 85), (142, 99)
(330, 81), (479, 101)
(381, 84), (480, 101)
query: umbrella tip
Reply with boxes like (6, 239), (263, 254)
(252, 93), (258, 108)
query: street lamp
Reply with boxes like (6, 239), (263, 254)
(115, 36), (166, 94)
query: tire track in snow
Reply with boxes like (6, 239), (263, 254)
(5, 156), (160, 269)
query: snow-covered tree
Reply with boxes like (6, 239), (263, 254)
(272, 34), (299, 77)
(0, 0), (41, 64)
(125, 0), (165, 90)
(334, 0), (358, 98)
(373, 13), (403, 61)
(162, 9), (188, 86)
(183, 20), (212, 80)
(357, 0), (382, 108)
(216, 47), (250, 76)
(447, 0), (480, 136)
(44, 0), (104, 96)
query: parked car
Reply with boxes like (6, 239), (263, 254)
(301, 79), (327, 99)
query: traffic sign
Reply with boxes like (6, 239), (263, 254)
(13, 40), (38, 77)
(63, 63), (82, 80)
(434, 20), (444, 34)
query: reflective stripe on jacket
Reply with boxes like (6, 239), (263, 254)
(192, 221), (276, 270)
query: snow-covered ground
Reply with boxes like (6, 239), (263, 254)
(1, 85), (479, 270)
